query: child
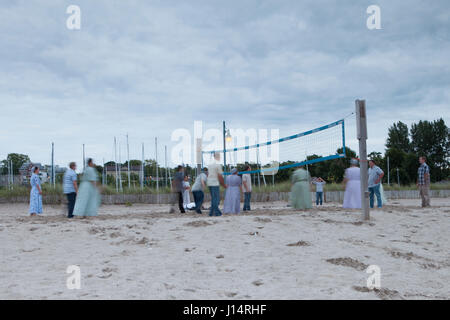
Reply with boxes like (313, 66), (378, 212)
(312, 177), (326, 206)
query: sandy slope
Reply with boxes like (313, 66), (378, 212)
(0, 198), (449, 300)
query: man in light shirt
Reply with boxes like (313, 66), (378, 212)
(192, 168), (208, 214)
(242, 165), (252, 211)
(368, 159), (384, 208)
(207, 153), (226, 216)
(63, 162), (78, 218)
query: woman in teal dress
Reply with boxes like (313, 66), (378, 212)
(73, 158), (101, 217)
(290, 167), (312, 210)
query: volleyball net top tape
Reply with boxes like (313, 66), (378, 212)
(201, 119), (346, 175)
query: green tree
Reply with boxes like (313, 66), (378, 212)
(123, 160), (142, 167)
(274, 161), (296, 183)
(1, 153), (30, 174)
(386, 121), (410, 153)
(104, 161), (116, 167)
(368, 151), (383, 165)
(384, 148), (416, 184)
(328, 147), (357, 183)
(410, 118), (450, 181)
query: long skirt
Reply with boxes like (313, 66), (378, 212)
(29, 188), (43, 214)
(223, 186), (241, 214)
(343, 180), (361, 208)
(380, 184), (387, 205)
(73, 181), (101, 217)
(290, 181), (312, 210)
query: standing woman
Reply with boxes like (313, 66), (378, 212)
(223, 168), (242, 214)
(290, 166), (312, 210)
(343, 159), (361, 209)
(29, 166), (43, 216)
(182, 175), (191, 208)
(73, 158), (101, 218)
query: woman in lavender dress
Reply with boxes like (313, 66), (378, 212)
(29, 166), (43, 216)
(223, 168), (242, 214)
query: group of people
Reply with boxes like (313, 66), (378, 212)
(170, 153), (253, 216)
(29, 154), (431, 217)
(289, 159), (387, 210)
(29, 158), (101, 218)
(289, 156), (431, 210)
(342, 157), (431, 209)
(342, 158), (388, 209)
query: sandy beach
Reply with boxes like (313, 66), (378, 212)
(0, 198), (449, 300)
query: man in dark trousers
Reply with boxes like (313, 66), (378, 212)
(417, 156), (431, 207)
(170, 165), (186, 213)
(63, 162), (78, 218)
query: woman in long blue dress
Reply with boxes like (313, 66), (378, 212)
(290, 167), (312, 210)
(29, 166), (43, 216)
(73, 158), (101, 217)
(223, 168), (242, 214)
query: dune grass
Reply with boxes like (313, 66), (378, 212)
(1, 181), (448, 199)
(253, 181), (450, 192)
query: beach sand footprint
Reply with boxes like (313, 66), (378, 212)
(352, 286), (404, 300)
(286, 241), (310, 247)
(225, 292), (238, 297)
(109, 232), (122, 238)
(326, 257), (368, 271)
(184, 220), (218, 228)
(98, 267), (118, 279)
(252, 280), (264, 286)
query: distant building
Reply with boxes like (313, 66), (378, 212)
(105, 165), (142, 177)
(44, 165), (66, 175)
(19, 162), (46, 184)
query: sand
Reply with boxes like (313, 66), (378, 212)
(0, 198), (449, 300)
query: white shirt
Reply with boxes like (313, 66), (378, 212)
(182, 181), (190, 205)
(207, 162), (223, 187)
(242, 173), (252, 192)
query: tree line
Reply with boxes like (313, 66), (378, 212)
(276, 118), (448, 184)
(239, 118), (449, 185)
(1, 118), (448, 187)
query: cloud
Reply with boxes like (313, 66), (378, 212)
(0, 0), (449, 168)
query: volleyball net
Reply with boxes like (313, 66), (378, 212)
(201, 119), (346, 175)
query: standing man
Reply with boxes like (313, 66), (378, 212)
(417, 156), (431, 207)
(207, 153), (226, 216)
(63, 162), (78, 218)
(170, 165), (186, 213)
(368, 159), (384, 208)
(242, 165), (252, 211)
(191, 168), (208, 214)
(312, 177), (326, 206)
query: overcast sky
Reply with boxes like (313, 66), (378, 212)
(0, 0), (449, 170)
